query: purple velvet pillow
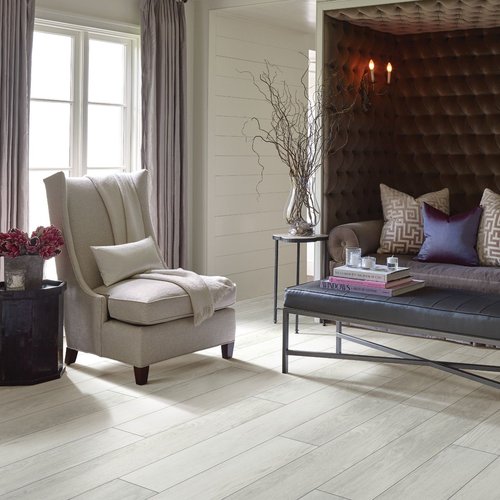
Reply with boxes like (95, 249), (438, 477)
(415, 203), (483, 266)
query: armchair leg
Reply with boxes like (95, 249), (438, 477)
(65, 347), (78, 365)
(134, 366), (150, 385)
(221, 342), (235, 359)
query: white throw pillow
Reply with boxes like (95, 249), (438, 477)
(91, 236), (164, 286)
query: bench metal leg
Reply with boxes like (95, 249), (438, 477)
(282, 310), (289, 373)
(286, 325), (500, 391)
(281, 303), (500, 391)
(336, 321), (342, 354)
(338, 332), (500, 388)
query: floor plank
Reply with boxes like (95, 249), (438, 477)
(300, 491), (345, 500)
(0, 390), (134, 445)
(283, 377), (414, 446)
(373, 444), (496, 500)
(154, 436), (316, 499)
(454, 409), (500, 454)
(0, 395), (166, 467)
(72, 479), (156, 500)
(0, 428), (142, 495)
(227, 404), (436, 500)
(122, 384), (371, 492)
(1, 397), (281, 500)
(450, 457), (500, 500)
(319, 388), (500, 500)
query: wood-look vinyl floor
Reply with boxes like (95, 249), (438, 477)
(1, 294), (500, 500)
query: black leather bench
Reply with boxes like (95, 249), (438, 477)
(282, 281), (500, 389)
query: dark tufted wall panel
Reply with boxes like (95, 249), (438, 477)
(323, 15), (500, 233)
(394, 28), (500, 213)
(323, 18), (397, 230)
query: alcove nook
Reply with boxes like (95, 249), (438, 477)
(322, 0), (500, 232)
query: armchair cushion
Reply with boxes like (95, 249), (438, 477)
(91, 236), (164, 286)
(95, 278), (236, 326)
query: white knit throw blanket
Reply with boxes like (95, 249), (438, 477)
(89, 174), (222, 326)
(134, 269), (234, 326)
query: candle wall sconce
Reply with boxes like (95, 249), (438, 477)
(359, 59), (393, 112)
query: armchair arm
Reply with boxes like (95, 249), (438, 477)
(328, 220), (384, 266)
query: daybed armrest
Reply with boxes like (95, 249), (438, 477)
(328, 220), (384, 266)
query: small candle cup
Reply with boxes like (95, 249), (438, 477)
(362, 256), (376, 270)
(387, 256), (398, 270)
(346, 247), (362, 268)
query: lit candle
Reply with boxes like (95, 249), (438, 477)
(369, 59), (375, 83)
(387, 62), (393, 84)
(387, 255), (398, 270)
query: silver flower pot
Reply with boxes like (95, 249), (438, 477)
(4, 255), (45, 290)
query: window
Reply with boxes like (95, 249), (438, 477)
(29, 20), (140, 234)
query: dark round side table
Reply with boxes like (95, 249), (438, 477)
(0, 280), (66, 385)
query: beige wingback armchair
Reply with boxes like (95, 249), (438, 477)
(44, 170), (236, 385)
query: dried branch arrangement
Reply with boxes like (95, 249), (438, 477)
(242, 60), (358, 235)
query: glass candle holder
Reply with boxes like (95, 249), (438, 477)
(5, 269), (26, 291)
(387, 256), (398, 270)
(361, 256), (376, 270)
(345, 247), (362, 267)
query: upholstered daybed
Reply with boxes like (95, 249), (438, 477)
(328, 185), (500, 293)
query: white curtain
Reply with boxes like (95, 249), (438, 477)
(0, 0), (34, 232)
(0, 0), (35, 279)
(141, 0), (187, 269)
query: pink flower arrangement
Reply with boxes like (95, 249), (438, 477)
(0, 226), (64, 260)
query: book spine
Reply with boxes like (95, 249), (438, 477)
(332, 268), (388, 282)
(328, 276), (386, 288)
(320, 280), (391, 296)
(329, 276), (413, 289)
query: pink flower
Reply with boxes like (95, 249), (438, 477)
(0, 226), (64, 260)
(33, 225), (64, 259)
(0, 229), (29, 258)
(26, 236), (41, 255)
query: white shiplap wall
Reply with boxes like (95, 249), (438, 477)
(207, 13), (313, 299)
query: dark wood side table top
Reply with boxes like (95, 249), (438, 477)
(0, 279), (66, 294)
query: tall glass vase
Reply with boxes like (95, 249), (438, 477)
(284, 175), (320, 236)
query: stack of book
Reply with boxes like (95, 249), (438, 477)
(320, 264), (425, 297)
